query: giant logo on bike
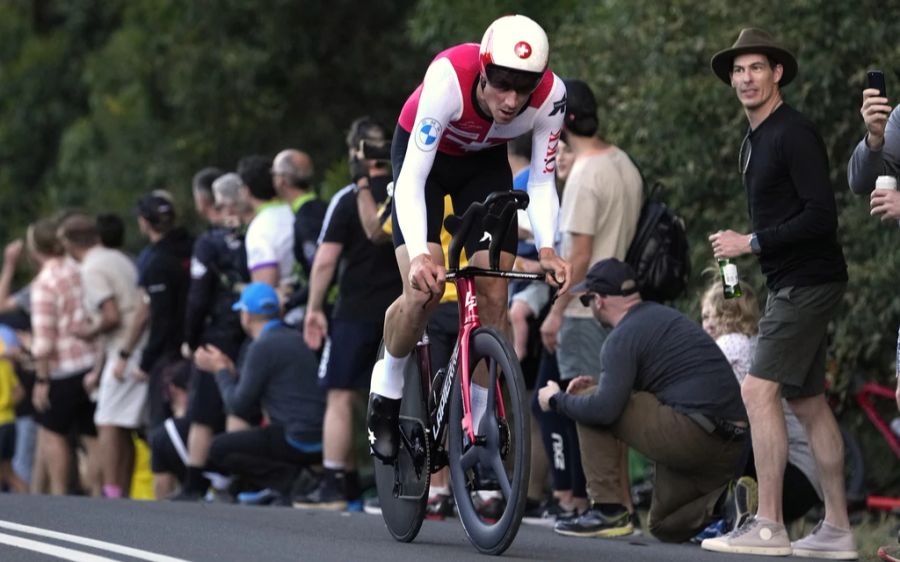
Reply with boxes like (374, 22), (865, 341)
(415, 118), (442, 151)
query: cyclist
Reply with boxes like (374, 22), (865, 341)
(367, 14), (571, 461)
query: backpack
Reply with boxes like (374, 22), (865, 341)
(624, 181), (691, 302)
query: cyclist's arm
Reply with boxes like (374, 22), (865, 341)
(394, 58), (462, 260)
(525, 75), (566, 252)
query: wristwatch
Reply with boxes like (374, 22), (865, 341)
(548, 393), (559, 412)
(749, 233), (761, 254)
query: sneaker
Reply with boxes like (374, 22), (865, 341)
(367, 393), (401, 463)
(690, 519), (728, 544)
(472, 492), (505, 523)
(292, 470), (348, 511)
(237, 488), (289, 507)
(554, 504), (633, 538)
(522, 497), (581, 527)
(791, 520), (858, 560)
(425, 493), (454, 520)
(700, 516), (792, 556)
(724, 476), (758, 532)
(363, 496), (382, 515)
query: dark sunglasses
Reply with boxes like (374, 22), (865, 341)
(578, 293), (596, 307)
(484, 64), (543, 95)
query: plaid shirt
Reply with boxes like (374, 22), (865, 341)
(31, 257), (96, 378)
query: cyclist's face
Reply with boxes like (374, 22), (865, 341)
(730, 53), (782, 111)
(481, 81), (531, 124)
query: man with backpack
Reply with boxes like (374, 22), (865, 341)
(538, 79), (643, 519)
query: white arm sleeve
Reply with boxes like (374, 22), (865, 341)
(394, 58), (463, 259)
(526, 76), (566, 250)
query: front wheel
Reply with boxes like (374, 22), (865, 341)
(448, 327), (529, 555)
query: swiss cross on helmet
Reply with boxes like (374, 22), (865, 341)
(479, 15), (549, 94)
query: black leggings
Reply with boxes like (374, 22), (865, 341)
(530, 352), (586, 498)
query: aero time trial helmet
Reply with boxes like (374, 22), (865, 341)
(479, 15), (549, 94)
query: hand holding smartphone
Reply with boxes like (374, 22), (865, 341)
(867, 69), (887, 98)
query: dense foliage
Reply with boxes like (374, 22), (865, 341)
(1, 0), (897, 488)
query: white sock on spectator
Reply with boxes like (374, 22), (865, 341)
(323, 460), (346, 471)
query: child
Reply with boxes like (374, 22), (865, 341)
(0, 324), (27, 492)
(701, 281), (822, 524)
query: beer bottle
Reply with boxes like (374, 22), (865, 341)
(718, 258), (743, 299)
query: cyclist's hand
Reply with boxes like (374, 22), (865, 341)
(566, 375), (595, 396)
(540, 309), (562, 354)
(408, 253), (445, 297)
(537, 380), (561, 412)
(303, 310), (328, 351)
(861, 88), (891, 149)
(538, 248), (571, 294)
(870, 188), (900, 221)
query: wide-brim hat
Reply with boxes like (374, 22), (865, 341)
(710, 28), (798, 87)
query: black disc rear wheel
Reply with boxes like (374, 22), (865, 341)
(448, 327), (529, 555)
(371, 347), (430, 542)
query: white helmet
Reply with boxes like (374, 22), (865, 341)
(479, 15), (549, 76)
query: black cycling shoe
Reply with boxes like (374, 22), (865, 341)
(367, 393), (401, 463)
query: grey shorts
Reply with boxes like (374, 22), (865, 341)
(750, 282), (846, 399)
(510, 282), (551, 317)
(557, 316), (609, 381)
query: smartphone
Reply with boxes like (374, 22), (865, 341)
(867, 69), (887, 97)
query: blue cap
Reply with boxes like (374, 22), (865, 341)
(232, 282), (280, 315)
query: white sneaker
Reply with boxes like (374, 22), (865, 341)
(701, 516), (792, 556)
(791, 520), (858, 560)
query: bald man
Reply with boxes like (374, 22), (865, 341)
(272, 149), (327, 283)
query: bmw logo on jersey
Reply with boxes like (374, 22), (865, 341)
(415, 118), (442, 151)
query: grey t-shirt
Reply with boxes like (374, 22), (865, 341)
(216, 323), (325, 442)
(556, 302), (746, 426)
(847, 105), (900, 194)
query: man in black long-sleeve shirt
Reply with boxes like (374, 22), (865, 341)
(705, 29), (855, 559)
(538, 259), (746, 542)
(194, 282), (325, 504)
(133, 193), (194, 429)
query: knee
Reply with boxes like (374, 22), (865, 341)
(740, 375), (780, 410)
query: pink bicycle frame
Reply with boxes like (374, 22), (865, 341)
(855, 382), (900, 459)
(455, 276), (507, 444)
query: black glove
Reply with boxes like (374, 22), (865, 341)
(349, 156), (369, 184)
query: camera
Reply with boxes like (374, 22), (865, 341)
(359, 138), (392, 162)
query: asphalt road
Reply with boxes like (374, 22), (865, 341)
(0, 494), (814, 561)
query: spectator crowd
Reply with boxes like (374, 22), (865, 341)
(1, 20), (899, 562)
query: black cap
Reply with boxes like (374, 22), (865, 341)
(135, 193), (175, 226)
(570, 258), (639, 296)
(563, 79), (597, 121)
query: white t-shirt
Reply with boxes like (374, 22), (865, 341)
(80, 246), (146, 354)
(559, 148), (643, 318)
(245, 202), (296, 287)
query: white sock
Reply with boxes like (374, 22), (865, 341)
(470, 383), (488, 433)
(323, 459), (346, 471)
(429, 485), (450, 497)
(369, 353), (407, 400)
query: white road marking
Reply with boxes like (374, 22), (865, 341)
(0, 520), (191, 562)
(0, 532), (119, 562)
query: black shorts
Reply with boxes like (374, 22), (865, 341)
(34, 370), (97, 437)
(186, 365), (226, 431)
(148, 416), (190, 479)
(0, 422), (15, 461)
(318, 319), (383, 390)
(390, 125), (518, 257)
